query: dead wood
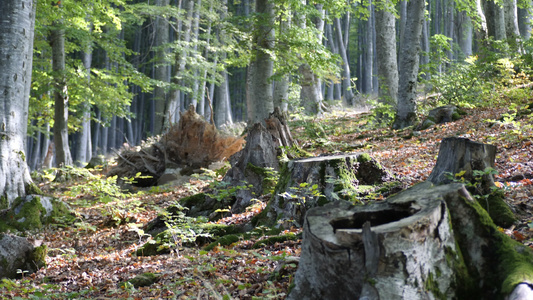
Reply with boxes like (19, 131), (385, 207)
(108, 105), (244, 186)
(222, 108), (297, 213)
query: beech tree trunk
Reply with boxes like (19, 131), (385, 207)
(153, 0), (170, 134)
(0, 0), (35, 204)
(246, 0), (275, 124)
(375, 1), (398, 105)
(393, 0), (425, 129)
(50, 26), (73, 166)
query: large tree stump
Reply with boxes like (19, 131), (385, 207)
(427, 137), (515, 227)
(223, 108), (297, 212)
(266, 153), (392, 228)
(288, 183), (465, 300)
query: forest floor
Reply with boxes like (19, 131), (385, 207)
(2, 98), (533, 299)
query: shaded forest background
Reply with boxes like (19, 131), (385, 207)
(26, 0), (533, 168)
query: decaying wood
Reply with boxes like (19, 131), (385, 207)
(266, 153), (392, 228)
(428, 137), (497, 192)
(428, 137), (515, 227)
(108, 105), (244, 186)
(289, 137), (533, 299)
(288, 183), (461, 300)
(223, 108), (297, 213)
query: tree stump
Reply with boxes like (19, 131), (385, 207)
(288, 183), (465, 300)
(266, 153), (392, 228)
(223, 108), (297, 212)
(427, 137), (515, 227)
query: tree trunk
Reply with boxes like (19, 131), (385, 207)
(0, 0), (35, 204)
(334, 18), (355, 106)
(288, 184), (464, 299)
(393, 0), (425, 129)
(364, 1), (374, 95)
(246, 0), (275, 124)
(50, 27), (73, 166)
(153, 0), (170, 135)
(503, 0), (522, 51)
(375, 2), (398, 106)
(75, 44), (93, 167)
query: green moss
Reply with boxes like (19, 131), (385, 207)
(477, 189), (516, 228)
(25, 182), (43, 196)
(424, 272), (446, 300)
(251, 234), (298, 248)
(246, 163), (278, 194)
(13, 196), (47, 231)
(0, 196), (7, 210)
(451, 189), (533, 298)
(356, 153), (372, 163)
(179, 193), (207, 208)
(120, 272), (161, 288)
(451, 112), (461, 121)
(204, 234), (241, 251)
(31, 245), (48, 269)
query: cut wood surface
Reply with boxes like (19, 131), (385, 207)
(288, 183), (462, 300)
(267, 153), (392, 228)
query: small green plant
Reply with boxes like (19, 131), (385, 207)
(158, 204), (212, 256)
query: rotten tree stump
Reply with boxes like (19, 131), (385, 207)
(428, 137), (515, 227)
(223, 108), (297, 212)
(266, 153), (391, 228)
(288, 183), (464, 300)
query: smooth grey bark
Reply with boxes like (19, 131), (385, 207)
(475, 0), (489, 41)
(458, 12), (473, 57)
(215, 71), (231, 127)
(363, 1), (374, 94)
(153, 0), (170, 134)
(273, 11), (290, 112)
(334, 18), (354, 106)
(198, 2), (214, 117)
(246, 0), (275, 124)
(297, 3), (324, 115)
(75, 39), (93, 167)
(168, 0), (194, 126)
(214, 0), (232, 127)
(503, 0), (522, 51)
(50, 27), (73, 166)
(375, 2), (398, 105)
(393, 0), (425, 129)
(0, 0), (35, 204)
(398, 0), (407, 63)
(518, 7), (531, 39)
(190, 0), (202, 111)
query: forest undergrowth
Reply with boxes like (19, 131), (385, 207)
(1, 93), (533, 299)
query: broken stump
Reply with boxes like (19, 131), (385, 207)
(223, 108), (297, 213)
(428, 137), (515, 227)
(288, 183), (465, 300)
(267, 153), (392, 228)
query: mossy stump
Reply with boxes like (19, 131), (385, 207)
(427, 137), (516, 227)
(288, 183), (466, 300)
(268, 153), (392, 228)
